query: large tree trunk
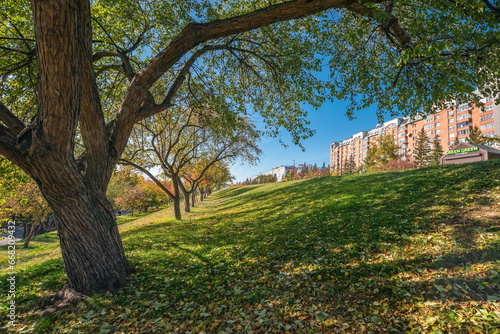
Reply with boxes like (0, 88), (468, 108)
(183, 189), (191, 213)
(172, 196), (182, 220)
(23, 220), (39, 248)
(23, 0), (129, 295)
(191, 186), (197, 207)
(43, 185), (129, 295)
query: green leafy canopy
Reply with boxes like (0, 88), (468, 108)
(2, 0), (499, 147)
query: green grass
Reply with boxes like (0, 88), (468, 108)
(1, 161), (500, 333)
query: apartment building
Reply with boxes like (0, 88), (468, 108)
(330, 97), (500, 173)
(256, 165), (295, 182)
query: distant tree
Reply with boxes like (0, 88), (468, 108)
(377, 134), (399, 165)
(298, 162), (310, 179)
(255, 174), (276, 184)
(342, 155), (357, 175)
(379, 156), (416, 171)
(363, 143), (379, 173)
(198, 163), (233, 200)
(467, 125), (484, 144)
(413, 128), (431, 168)
(363, 133), (399, 172)
(429, 136), (444, 166)
(114, 186), (149, 216)
(466, 125), (500, 146)
(1, 182), (51, 248)
(106, 169), (140, 211)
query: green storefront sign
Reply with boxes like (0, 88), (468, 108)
(445, 147), (479, 155)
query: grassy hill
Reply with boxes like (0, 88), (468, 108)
(1, 160), (499, 333)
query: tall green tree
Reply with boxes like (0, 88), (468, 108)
(363, 133), (399, 172)
(413, 127), (431, 168)
(342, 155), (357, 175)
(467, 125), (484, 144)
(467, 125), (500, 145)
(0, 0), (499, 295)
(429, 136), (444, 166)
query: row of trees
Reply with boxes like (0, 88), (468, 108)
(283, 163), (331, 181)
(0, 159), (233, 244)
(238, 162), (330, 185)
(120, 104), (256, 220)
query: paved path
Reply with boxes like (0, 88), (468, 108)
(0, 237), (22, 246)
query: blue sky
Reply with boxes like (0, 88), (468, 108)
(230, 100), (394, 182)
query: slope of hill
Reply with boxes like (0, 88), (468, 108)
(1, 160), (499, 333)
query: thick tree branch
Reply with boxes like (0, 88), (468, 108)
(32, 0), (82, 154)
(77, 0), (111, 187)
(0, 125), (30, 173)
(112, 0), (356, 158)
(345, 2), (411, 50)
(137, 44), (229, 121)
(0, 101), (26, 134)
(119, 158), (175, 199)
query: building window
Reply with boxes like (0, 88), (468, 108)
(484, 104), (493, 111)
(449, 125), (455, 131)
(449, 133), (455, 138)
(480, 113), (493, 122)
(484, 131), (495, 137)
(457, 121), (470, 128)
(425, 115), (433, 122)
(458, 138), (467, 143)
(457, 103), (470, 112)
(449, 118), (455, 123)
(448, 110), (454, 116)
(436, 129), (441, 135)
(435, 115), (441, 120)
(424, 124), (433, 130)
(483, 96), (493, 103)
(481, 122), (494, 131)
(457, 113), (471, 121)
(457, 129), (469, 136)
(426, 131), (433, 136)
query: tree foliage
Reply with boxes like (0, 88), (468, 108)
(363, 133), (399, 172)
(342, 155), (357, 175)
(429, 136), (444, 166)
(467, 125), (500, 145)
(413, 127), (431, 168)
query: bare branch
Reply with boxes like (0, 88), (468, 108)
(0, 125), (30, 173)
(136, 44), (229, 121)
(483, 0), (500, 15)
(345, 2), (411, 50)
